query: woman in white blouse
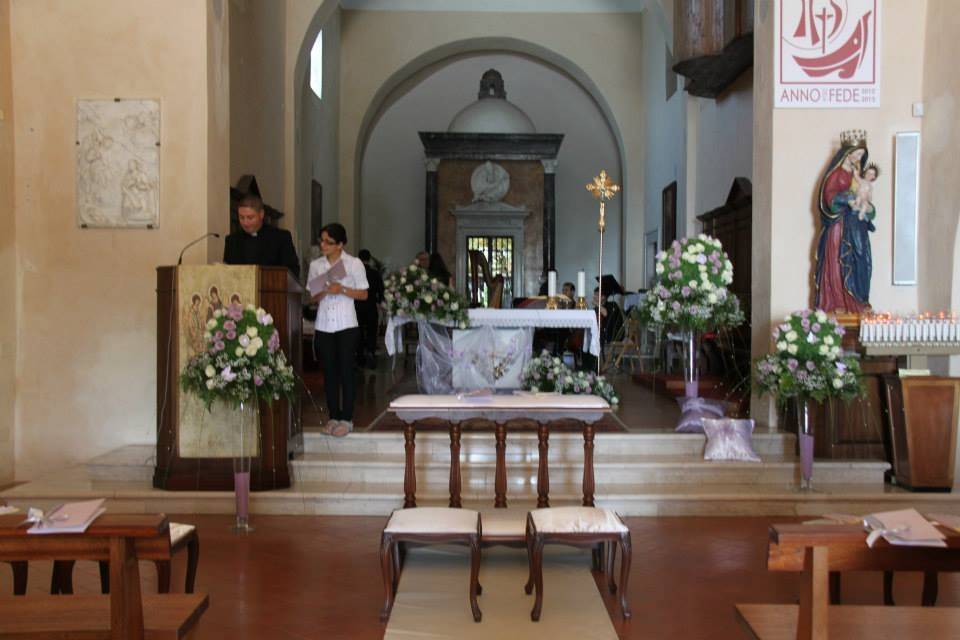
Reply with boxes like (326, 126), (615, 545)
(308, 223), (369, 437)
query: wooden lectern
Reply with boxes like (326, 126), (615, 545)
(154, 265), (303, 491)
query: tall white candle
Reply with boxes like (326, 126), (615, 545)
(548, 271), (557, 298)
(577, 270), (586, 298)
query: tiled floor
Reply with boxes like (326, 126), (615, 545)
(3, 514), (957, 639)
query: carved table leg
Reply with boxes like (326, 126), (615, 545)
(403, 423), (417, 508)
(495, 422), (508, 508)
(537, 423), (550, 509)
(582, 422), (596, 507)
(449, 422), (462, 508)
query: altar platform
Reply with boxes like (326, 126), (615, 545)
(3, 360), (959, 518)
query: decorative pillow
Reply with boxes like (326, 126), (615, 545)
(675, 397), (726, 433)
(702, 418), (761, 462)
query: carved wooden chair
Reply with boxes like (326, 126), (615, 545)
(524, 506), (632, 621)
(379, 507), (482, 623)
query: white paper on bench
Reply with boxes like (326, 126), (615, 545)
(27, 498), (106, 535)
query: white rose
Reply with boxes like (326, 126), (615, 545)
(261, 313), (273, 326)
(656, 301), (666, 310)
(819, 345), (829, 355)
(824, 336), (834, 346)
(689, 280), (698, 289)
(424, 294), (433, 304)
(235, 347), (244, 357)
(245, 345), (258, 357)
(786, 331), (798, 342)
(246, 326), (258, 338)
(239, 334), (251, 347)
(787, 344), (798, 355)
(214, 309), (223, 318)
(451, 303), (459, 310)
(206, 319), (218, 330)
(206, 379), (216, 389)
(203, 331), (212, 340)
(655, 263), (664, 274)
(832, 378), (843, 389)
(405, 285), (414, 293)
(831, 346), (840, 354)
(708, 293), (717, 304)
(204, 365), (215, 378)
(253, 337), (263, 349)
(816, 310), (828, 323)
(776, 341), (787, 352)
(443, 292), (450, 300)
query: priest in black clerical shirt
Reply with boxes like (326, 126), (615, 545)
(223, 193), (300, 277)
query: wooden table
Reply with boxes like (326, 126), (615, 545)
(389, 394), (611, 511)
(0, 513), (208, 639)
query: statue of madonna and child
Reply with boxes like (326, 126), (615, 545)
(814, 129), (880, 314)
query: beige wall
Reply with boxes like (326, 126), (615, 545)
(229, 0), (284, 208)
(0, 0), (15, 485)
(919, 2), (960, 322)
(9, 0), (214, 479)
(752, 0), (926, 426)
(336, 11), (644, 271)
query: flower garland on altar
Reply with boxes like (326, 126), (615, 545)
(382, 263), (470, 328)
(753, 309), (864, 404)
(180, 303), (296, 409)
(635, 234), (744, 332)
(521, 350), (620, 406)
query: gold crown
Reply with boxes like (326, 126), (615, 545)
(840, 129), (867, 147)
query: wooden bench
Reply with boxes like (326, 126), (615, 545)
(0, 513), (208, 639)
(736, 523), (960, 639)
(388, 393), (611, 520)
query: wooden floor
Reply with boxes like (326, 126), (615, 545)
(4, 514), (958, 639)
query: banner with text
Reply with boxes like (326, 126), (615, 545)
(775, 0), (880, 108)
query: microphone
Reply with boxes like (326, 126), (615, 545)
(177, 233), (221, 265)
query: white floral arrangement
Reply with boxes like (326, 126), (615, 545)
(520, 350), (620, 406)
(180, 303), (296, 409)
(382, 263), (470, 328)
(753, 309), (864, 403)
(636, 234), (744, 332)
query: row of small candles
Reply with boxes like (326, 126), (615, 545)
(859, 312), (960, 343)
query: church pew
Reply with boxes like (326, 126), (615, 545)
(736, 524), (960, 639)
(0, 513), (208, 639)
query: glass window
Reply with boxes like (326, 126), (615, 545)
(309, 31), (323, 100)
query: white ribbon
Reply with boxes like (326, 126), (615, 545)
(22, 505), (67, 529)
(865, 523), (908, 548)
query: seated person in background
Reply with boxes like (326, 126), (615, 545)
(428, 252), (454, 287)
(355, 249), (384, 369)
(562, 281), (575, 301)
(223, 193), (300, 277)
(415, 251), (429, 269)
(593, 287), (623, 347)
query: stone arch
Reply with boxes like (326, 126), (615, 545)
(351, 37), (628, 247)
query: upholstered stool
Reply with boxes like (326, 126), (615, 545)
(50, 522), (199, 595)
(379, 507), (482, 623)
(524, 506), (632, 621)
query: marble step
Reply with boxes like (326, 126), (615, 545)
(289, 452), (889, 486)
(6, 468), (959, 517)
(302, 430), (797, 458)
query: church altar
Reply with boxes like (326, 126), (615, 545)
(384, 308), (601, 357)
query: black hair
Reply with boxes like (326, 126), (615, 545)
(238, 193), (264, 212)
(320, 223), (347, 245)
(358, 249), (372, 261)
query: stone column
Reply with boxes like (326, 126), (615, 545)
(424, 157), (440, 253)
(541, 158), (558, 274)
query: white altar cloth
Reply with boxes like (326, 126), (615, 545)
(384, 309), (601, 357)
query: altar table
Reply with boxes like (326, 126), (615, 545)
(384, 309), (601, 357)
(389, 394), (611, 513)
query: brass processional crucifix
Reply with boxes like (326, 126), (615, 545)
(585, 170), (620, 374)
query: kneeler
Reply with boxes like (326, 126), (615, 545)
(524, 506), (632, 621)
(379, 507), (483, 623)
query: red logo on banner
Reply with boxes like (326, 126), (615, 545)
(777, 0), (879, 107)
